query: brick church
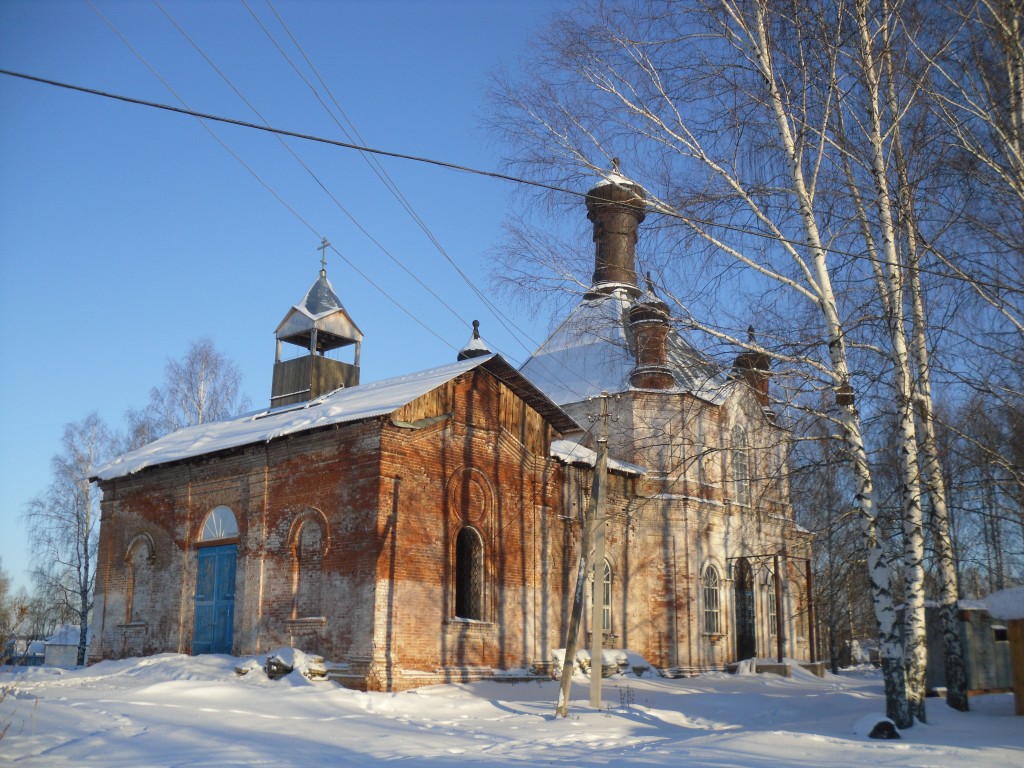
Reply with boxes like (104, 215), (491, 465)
(89, 168), (813, 690)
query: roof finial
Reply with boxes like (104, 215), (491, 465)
(612, 157), (621, 174)
(645, 271), (655, 293)
(458, 319), (491, 361)
(748, 325), (756, 343)
(318, 237), (330, 276)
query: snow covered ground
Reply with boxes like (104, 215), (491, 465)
(1, 654), (1021, 767)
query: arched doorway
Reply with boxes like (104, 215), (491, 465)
(734, 557), (756, 660)
(193, 506), (238, 655)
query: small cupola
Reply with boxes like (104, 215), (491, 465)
(732, 326), (771, 406)
(628, 275), (675, 390)
(271, 239), (362, 407)
(584, 158), (647, 299)
(457, 320), (491, 361)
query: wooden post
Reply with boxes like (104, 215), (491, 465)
(1010, 618), (1024, 716)
(556, 392), (609, 718)
(805, 559), (817, 664)
(589, 393), (610, 709)
(774, 553), (784, 664)
(555, 490), (595, 718)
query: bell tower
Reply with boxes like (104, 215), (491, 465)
(271, 239), (362, 407)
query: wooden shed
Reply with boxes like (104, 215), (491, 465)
(984, 587), (1024, 716)
(44, 625), (84, 668)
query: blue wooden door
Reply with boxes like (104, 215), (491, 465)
(193, 544), (236, 655)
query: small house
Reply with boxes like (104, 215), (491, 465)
(44, 625), (85, 668)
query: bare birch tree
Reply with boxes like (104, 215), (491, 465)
(491, 0), (918, 726)
(23, 413), (113, 666)
(487, 0), (1015, 729)
(125, 337), (250, 448)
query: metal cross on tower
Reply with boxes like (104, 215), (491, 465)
(318, 237), (330, 273)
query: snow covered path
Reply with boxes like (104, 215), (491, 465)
(1, 655), (1021, 767)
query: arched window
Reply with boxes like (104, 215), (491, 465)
(731, 425), (750, 506)
(703, 565), (721, 634)
(200, 505), (238, 542)
(455, 527), (483, 621)
(293, 519), (324, 618)
(766, 574), (778, 637)
(125, 535), (154, 623)
(601, 560), (613, 634)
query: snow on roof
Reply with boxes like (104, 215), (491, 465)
(957, 599), (987, 611)
(551, 438), (646, 476)
(95, 355), (564, 481)
(457, 320), (492, 360)
(984, 586), (1024, 620)
(45, 625), (82, 646)
(593, 169), (639, 189)
(461, 335), (490, 354)
(520, 290), (730, 407)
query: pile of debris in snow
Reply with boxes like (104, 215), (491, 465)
(234, 648), (327, 681)
(550, 648), (653, 679)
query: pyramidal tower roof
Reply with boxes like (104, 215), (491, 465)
(301, 268), (345, 317)
(276, 266), (362, 353)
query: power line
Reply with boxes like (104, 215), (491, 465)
(0, 68), (782, 403)
(82, 2), (321, 237)
(3, 65), (1018, 304)
(154, 1), (473, 337)
(148, 2), (589, 398)
(0, 68), (583, 201)
(76, 9), (457, 353)
(0, 64), (598, 403)
(258, 0), (547, 364)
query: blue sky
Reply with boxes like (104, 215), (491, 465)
(0, 0), (582, 590)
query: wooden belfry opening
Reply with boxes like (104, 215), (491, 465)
(272, 238), (363, 407)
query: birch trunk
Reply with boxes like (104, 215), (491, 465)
(880, 9), (970, 711)
(851, 0), (928, 723)
(915, 362), (969, 711)
(743, 0), (911, 728)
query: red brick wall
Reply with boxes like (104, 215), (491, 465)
(90, 368), (578, 689)
(90, 366), (811, 686)
(376, 369), (573, 685)
(92, 423), (385, 665)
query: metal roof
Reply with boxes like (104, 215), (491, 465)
(276, 269), (363, 351)
(519, 289), (730, 407)
(93, 354), (578, 481)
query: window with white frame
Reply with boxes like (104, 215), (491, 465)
(601, 560), (612, 634)
(200, 505), (238, 541)
(703, 565), (721, 634)
(767, 574), (778, 636)
(731, 425), (750, 505)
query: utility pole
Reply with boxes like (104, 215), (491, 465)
(589, 393), (610, 709)
(555, 392), (610, 718)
